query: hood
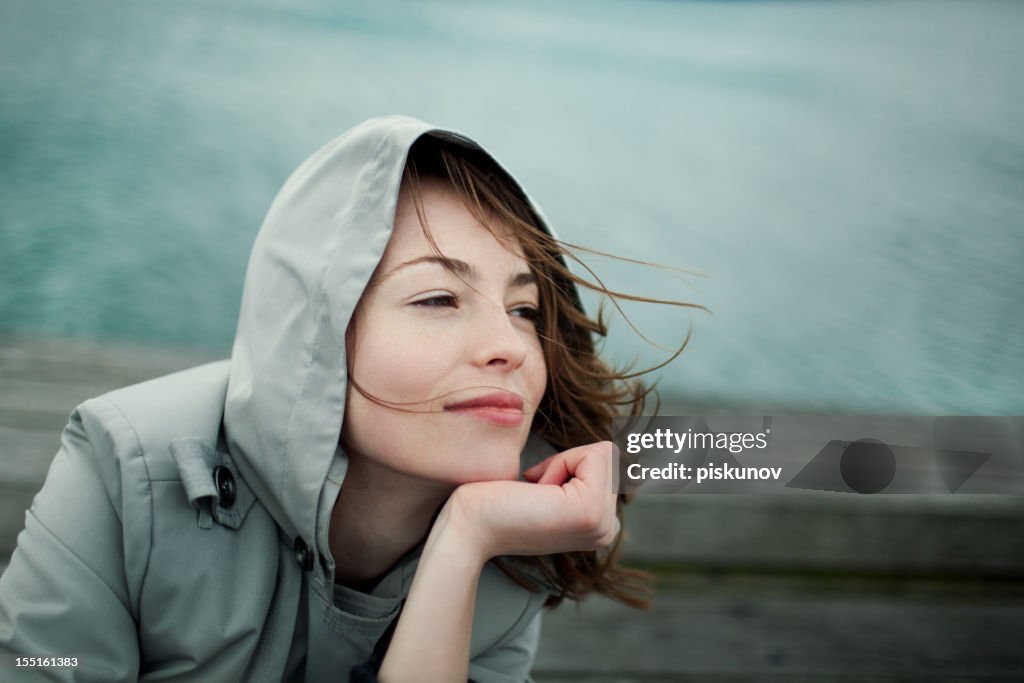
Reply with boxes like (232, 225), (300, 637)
(223, 115), (566, 550)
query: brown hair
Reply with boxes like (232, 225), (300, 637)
(359, 135), (700, 609)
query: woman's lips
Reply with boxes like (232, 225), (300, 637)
(443, 391), (525, 426)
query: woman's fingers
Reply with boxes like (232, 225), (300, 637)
(533, 442), (618, 547)
(537, 441), (614, 488)
(535, 455), (570, 486)
(523, 454), (556, 482)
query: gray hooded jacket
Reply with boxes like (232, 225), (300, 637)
(0, 116), (561, 682)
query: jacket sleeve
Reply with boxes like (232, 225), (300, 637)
(467, 598), (544, 683)
(347, 608), (542, 683)
(0, 400), (146, 682)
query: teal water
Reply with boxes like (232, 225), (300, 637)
(1, 0), (1022, 413)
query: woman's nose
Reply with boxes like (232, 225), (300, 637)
(470, 302), (530, 371)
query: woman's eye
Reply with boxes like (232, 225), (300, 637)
(510, 305), (540, 323)
(412, 294), (458, 308)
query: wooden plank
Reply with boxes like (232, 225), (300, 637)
(619, 495), (1024, 577)
(0, 484), (34, 557)
(533, 574), (1024, 681)
(0, 377), (123, 418)
(0, 336), (217, 429)
(0, 336), (219, 384)
(0, 426), (59, 485)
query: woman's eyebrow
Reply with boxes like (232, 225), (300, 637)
(378, 255), (536, 289)
(379, 255), (477, 282)
(508, 272), (537, 289)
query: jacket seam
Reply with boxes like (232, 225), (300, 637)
(466, 601), (540, 683)
(279, 128), (391, 543)
(24, 507), (136, 615)
(481, 578), (545, 659)
(90, 396), (155, 622)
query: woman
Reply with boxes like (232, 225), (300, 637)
(0, 116), (671, 682)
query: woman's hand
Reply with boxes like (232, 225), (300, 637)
(378, 442), (618, 682)
(442, 441), (620, 563)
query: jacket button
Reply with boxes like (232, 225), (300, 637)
(213, 466), (236, 508)
(294, 537), (313, 571)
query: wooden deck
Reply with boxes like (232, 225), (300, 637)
(1, 335), (1022, 681)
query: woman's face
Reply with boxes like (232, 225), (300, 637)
(342, 178), (547, 485)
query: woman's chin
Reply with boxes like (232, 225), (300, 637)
(441, 454), (523, 485)
(347, 427), (530, 486)
(461, 468), (522, 484)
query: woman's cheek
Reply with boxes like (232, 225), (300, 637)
(526, 345), (548, 407)
(357, 328), (453, 401)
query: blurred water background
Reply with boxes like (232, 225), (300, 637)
(1, 0), (1021, 415)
